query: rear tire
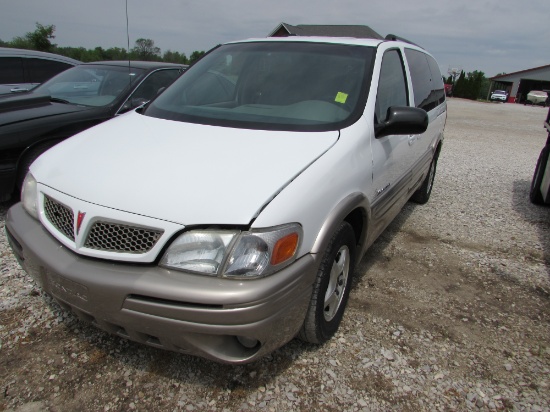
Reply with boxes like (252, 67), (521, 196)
(530, 145), (550, 205)
(411, 156), (437, 204)
(299, 221), (356, 344)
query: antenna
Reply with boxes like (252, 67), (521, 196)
(126, 0), (132, 83)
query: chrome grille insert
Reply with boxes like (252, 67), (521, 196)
(43, 195), (75, 241)
(84, 222), (163, 254)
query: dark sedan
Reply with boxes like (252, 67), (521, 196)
(0, 61), (187, 201)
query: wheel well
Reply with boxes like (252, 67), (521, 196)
(15, 139), (63, 192)
(17, 139), (62, 168)
(343, 208), (365, 248)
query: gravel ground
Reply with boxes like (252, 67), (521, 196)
(1, 98), (549, 411)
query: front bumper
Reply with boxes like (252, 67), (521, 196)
(6, 203), (318, 364)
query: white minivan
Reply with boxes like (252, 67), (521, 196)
(6, 35), (446, 364)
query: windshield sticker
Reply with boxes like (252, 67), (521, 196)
(335, 92), (348, 104)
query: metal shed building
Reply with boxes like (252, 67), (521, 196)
(490, 64), (550, 103)
(268, 23), (384, 39)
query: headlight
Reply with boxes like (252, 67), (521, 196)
(21, 172), (39, 219)
(160, 224), (302, 278)
(159, 230), (238, 275)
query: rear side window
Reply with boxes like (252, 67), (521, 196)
(26, 58), (73, 83)
(0, 57), (25, 83)
(426, 55), (445, 105)
(404, 49), (445, 112)
(375, 49), (408, 123)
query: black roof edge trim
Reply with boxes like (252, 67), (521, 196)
(385, 34), (424, 49)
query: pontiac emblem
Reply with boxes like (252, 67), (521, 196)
(76, 211), (86, 235)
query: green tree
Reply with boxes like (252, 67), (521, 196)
(479, 77), (490, 100)
(451, 70), (487, 100)
(132, 38), (161, 61)
(27, 22), (56, 51)
(468, 70), (485, 100)
(163, 50), (188, 64)
(189, 50), (205, 64)
(8, 35), (32, 49)
(3, 23), (210, 67)
(5, 22), (56, 51)
(103, 47), (128, 61)
(453, 71), (466, 97)
(55, 46), (86, 60)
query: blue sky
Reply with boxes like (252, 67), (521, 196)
(1, 0), (549, 77)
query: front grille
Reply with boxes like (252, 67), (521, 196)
(44, 195), (75, 241)
(84, 222), (163, 254)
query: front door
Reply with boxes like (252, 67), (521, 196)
(370, 48), (414, 223)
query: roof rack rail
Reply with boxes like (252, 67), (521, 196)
(385, 34), (423, 49)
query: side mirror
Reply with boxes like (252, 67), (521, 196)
(375, 106), (428, 138)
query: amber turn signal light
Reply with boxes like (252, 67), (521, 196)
(271, 232), (299, 265)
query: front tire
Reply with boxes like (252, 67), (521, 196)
(299, 222), (356, 344)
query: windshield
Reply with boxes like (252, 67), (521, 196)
(144, 42), (375, 131)
(494, 90), (506, 94)
(33, 65), (146, 107)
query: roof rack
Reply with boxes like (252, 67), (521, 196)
(385, 34), (423, 49)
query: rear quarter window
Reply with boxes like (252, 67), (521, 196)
(404, 49), (445, 112)
(26, 58), (74, 83)
(0, 57), (25, 83)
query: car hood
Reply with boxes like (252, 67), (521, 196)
(34, 112), (339, 226)
(0, 93), (91, 127)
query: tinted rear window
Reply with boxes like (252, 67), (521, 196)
(404, 48), (445, 112)
(26, 58), (73, 83)
(0, 57), (25, 83)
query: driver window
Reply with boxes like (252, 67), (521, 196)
(375, 49), (408, 123)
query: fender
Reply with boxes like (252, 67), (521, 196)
(311, 192), (370, 259)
